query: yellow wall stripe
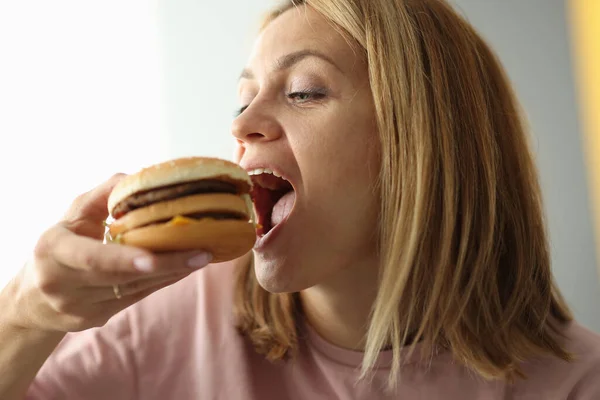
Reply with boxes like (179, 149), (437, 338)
(569, 0), (600, 276)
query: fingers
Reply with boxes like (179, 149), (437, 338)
(78, 271), (192, 303)
(63, 173), (126, 224)
(41, 225), (212, 286)
(28, 229), (211, 331)
(43, 226), (155, 279)
(98, 277), (187, 313)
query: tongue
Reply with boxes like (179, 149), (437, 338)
(271, 191), (295, 227)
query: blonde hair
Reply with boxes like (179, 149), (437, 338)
(234, 0), (573, 387)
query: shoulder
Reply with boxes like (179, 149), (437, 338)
(560, 321), (600, 397)
(564, 321), (600, 360)
(514, 321), (600, 398)
(558, 320), (600, 377)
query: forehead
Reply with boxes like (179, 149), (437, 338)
(247, 5), (363, 75)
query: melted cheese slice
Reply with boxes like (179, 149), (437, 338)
(168, 215), (196, 226)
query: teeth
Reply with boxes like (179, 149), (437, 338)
(247, 168), (287, 180)
(248, 168), (264, 176)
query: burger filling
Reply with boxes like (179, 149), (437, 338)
(112, 179), (239, 219)
(108, 178), (253, 240)
(149, 211), (248, 227)
(250, 173), (294, 236)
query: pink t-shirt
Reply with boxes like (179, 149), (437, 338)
(27, 261), (600, 399)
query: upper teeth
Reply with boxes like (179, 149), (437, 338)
(248, 168), (285, 179)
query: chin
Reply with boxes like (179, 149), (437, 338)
(252, 252), (310, 294)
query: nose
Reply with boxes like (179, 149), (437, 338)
(231, 102), (283, 145)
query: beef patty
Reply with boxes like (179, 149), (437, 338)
(112, 179), (238, 218)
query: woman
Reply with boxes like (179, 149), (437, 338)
(2, 0), (599, 398)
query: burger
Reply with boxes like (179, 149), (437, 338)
(106, 157), (256, 263)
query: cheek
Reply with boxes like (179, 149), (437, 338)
(293, 113), (380, 238)
(295, 108), (379, 190)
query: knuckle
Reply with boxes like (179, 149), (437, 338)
(110, 173), (126, 181)
(64, 194), (94, 224)
(66, 196), (87, 220)
(33, 239), (49, 260)
(32, 265), (61, 295)
(49, 296), (76, 314)
(81, 252), (100, 271)
(71, 192), (88, 208)
(33, 229), (57, 260)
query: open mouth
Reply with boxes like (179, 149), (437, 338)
(248, 168), (295, 237)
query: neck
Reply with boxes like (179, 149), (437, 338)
(299, 259), (379, 351)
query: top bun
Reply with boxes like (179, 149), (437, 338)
(108, 157), (251, 215)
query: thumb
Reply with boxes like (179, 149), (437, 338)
(63, 173), (127, 229)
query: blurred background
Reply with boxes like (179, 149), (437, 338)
(0, 0), (598, 332)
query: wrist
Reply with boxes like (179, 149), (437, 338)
(0, 273), (65, 341)
(1, 321), (66, 344)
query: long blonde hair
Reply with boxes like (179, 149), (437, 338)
(234, 0), (573, 386)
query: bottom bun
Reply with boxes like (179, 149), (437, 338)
(120, 218), (256, 263)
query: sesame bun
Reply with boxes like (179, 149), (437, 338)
(107, 157), (252, 216)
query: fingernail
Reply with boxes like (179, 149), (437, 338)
(187, 252), (212, 268)
(133, 256), (154, 272)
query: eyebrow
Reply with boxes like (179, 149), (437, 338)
(239, 49), (343, 80)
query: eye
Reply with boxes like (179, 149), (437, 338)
(287, 89), (327, 104)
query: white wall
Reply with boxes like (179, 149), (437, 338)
(157, 0), (274, 160)
(0, 0), (169, 286)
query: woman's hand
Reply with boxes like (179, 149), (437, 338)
(2, 173), (212, 333)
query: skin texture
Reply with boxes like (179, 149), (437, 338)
(233, 5), (381, 350)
